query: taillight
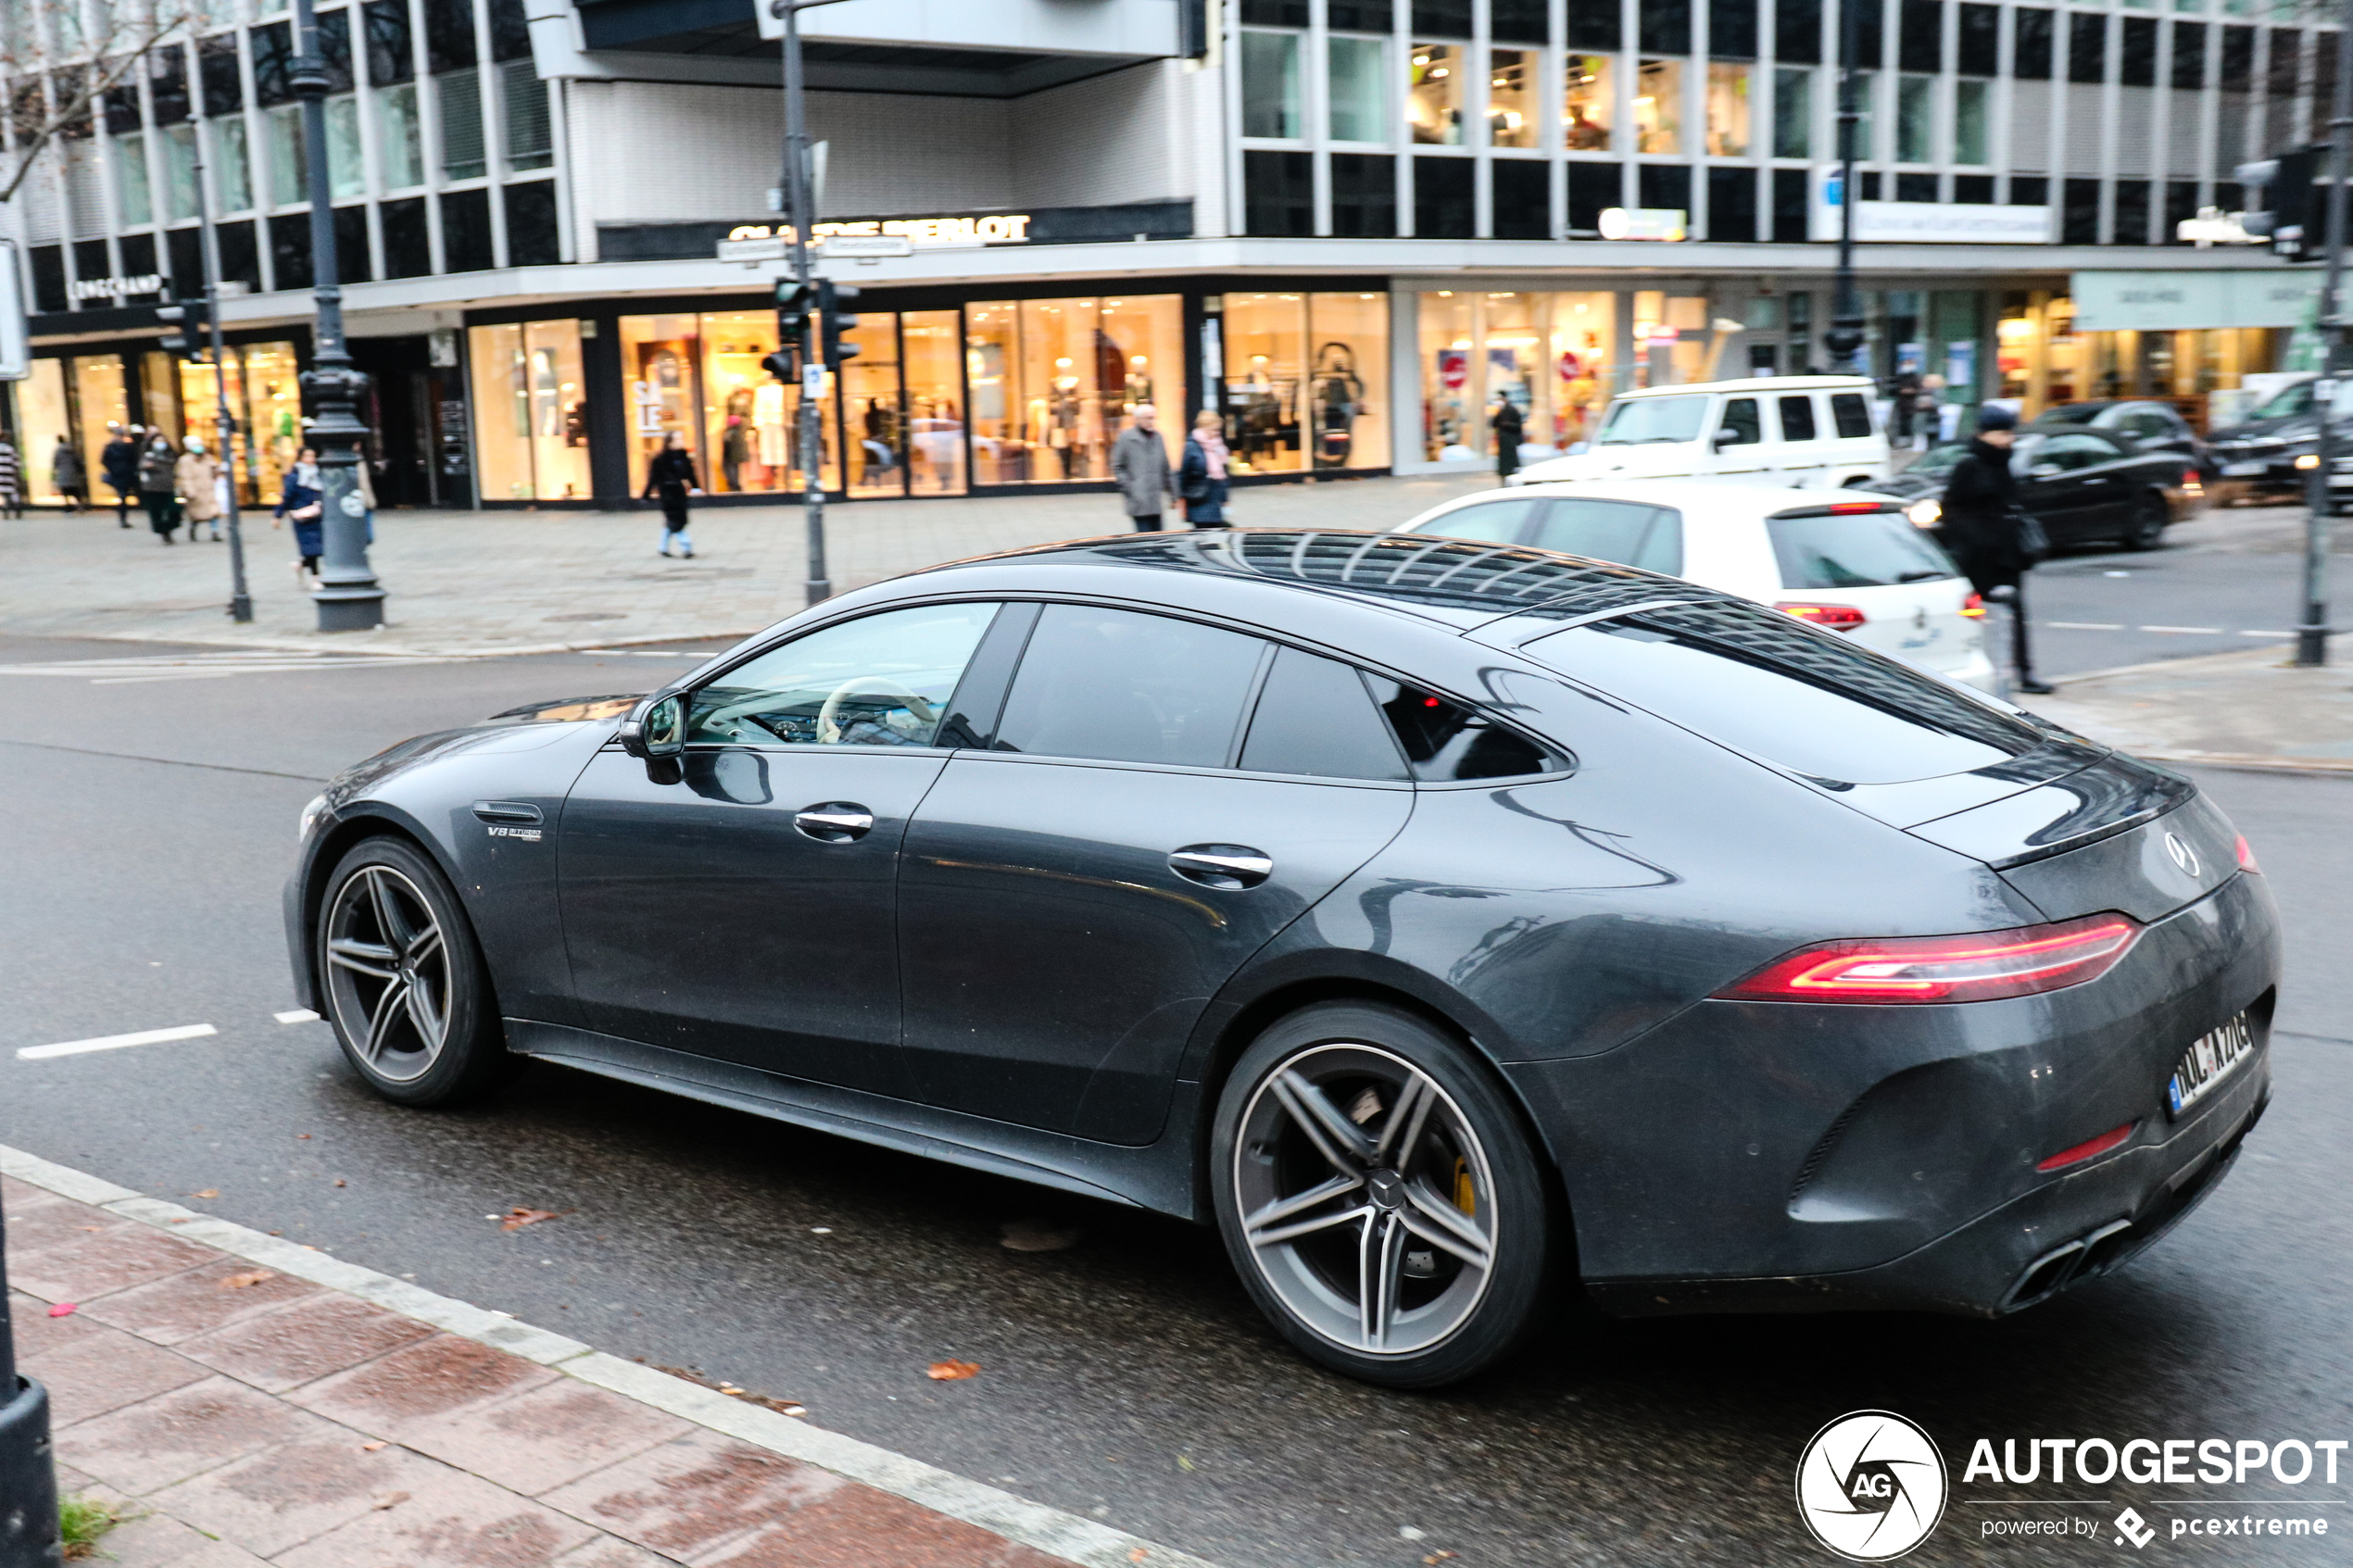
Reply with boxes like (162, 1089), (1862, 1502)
(1776, 601), (1869, 631)
(1714, 914), (2143, 1004)
(1829, 500), (1882, 514)
(1960, 593), (1986, 619)
(2037, 1122), (2138, 1173)
(2183, 468), (2200, 487)
(2236, 834), (2261, 873)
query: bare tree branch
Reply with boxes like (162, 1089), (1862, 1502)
(2, 0), (196, 209)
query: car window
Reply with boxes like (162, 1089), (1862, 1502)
(2035, 433), (2117, 470)
(1907, 443), (1969, 477)
(1413, 496), (1545, 544)
(1768, 513), (1957, 589)
(1528, 499), (1683, 575)
(992, 604), (1266, 768)
(686, 602), (999, 747)
(1830, 393), (1874, 439)
(1718, 397), (1763, 445)
(2122, 408), (2176, 438)
(2254, 383), (2313, 419)
(1238, 647), (1410, 780)
(1363, 676), (1565, 781)
(1519, 599), (2044, 784)
(1596, 395), (1709, 445)
(1777, 395), (1819, 443)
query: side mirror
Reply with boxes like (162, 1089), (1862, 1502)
(618, 693), (686, 759)
(2030, 463), (2063, 479)
(1712, 427), (1741, 446)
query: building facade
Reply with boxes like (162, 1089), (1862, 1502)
(0, 0), (2331, 508)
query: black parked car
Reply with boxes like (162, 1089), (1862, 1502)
(2028, 398), (2208, 475)
(1876, 428), (2200, 551)
(2205, 379), (2324, 500)
(287, 532), (2278, 1387)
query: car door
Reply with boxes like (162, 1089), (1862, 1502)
(2041, 431), (2135, 540)
(556, 600), (1009, 1097)
(896, 605), (1416, 1144)
(1709, 396), (1768, 477)
(1771, 393), (1826, 481)
(2014, 432), (2105, 543)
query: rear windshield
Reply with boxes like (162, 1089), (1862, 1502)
(1596, 395), (1709, 445)
(1519, 599), (2043, 784)
(1768, 513), (1957, 589)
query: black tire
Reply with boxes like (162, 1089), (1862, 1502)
(2120, 495), (2169, 551)
(316, 835), (518, 1107)
(1210, 1001), (1556, 1388)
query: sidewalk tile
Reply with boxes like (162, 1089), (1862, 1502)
(84, 1256), (324, 1345)
(57, 1375), (320, 1495)
(2, 1173), (69, 1213)
(7, 1222), (219, 1302)
(21, 1322), (209, 1424)
(9, 1287), (104, 1357)
(286, 1331), (558, 1436)
(3, 1197), (124, 1253)
(691, 1486), (1072, 1568)
(271, 1466), (599, 1568)
(180, 1292), (437, 1393)
(74, 1509), (233, 1568)
(551, 1540), (681, 1568)
(148, 1424), (459, 1557)
(396, 1377), (692, 1496)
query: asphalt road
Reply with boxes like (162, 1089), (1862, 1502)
(3, 608), (2349, 1565)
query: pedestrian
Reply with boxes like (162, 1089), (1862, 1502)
(101, 423), (142, 529)
(0, 432), (22, 520)
(1492, 396), (1525, 484)
(138, 431), (183, 543)
(274, 446), (326, 585)
(1110, 403), (1175, 533)
(643, 430), (701, 558)
(1939, 404), (2054, 695)
(1177, 409), (1231, 530)
(177, 436), (222, 543)
(52, 435), (87, 511)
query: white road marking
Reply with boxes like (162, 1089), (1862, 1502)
(19, 1023), (218, 1060)
(0, 652), (459, 684)
(274, 1009), (321, 1023)
(2240, 629), (2296, 637)
(2048, 621), (2126, 630)
(2139, 625), (2224, 634)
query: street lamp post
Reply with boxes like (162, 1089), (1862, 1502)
(2296, 18), (2353, 668)
(1825, 0), (1867, 376)
(774, 0), (848, 608)
(190, 131), (254, 623)
(0, 1204), (63, 1568)
(291, 0), (386, 632)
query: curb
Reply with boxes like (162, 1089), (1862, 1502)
(21, 627), (763, 660)
(0, 1141), (1226, 1568)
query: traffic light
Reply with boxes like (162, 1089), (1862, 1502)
(2238, 146), (2322, 260)
(765, 281), (816, 382)
(157, 296), (211, 360)
(820, 280), (860, 370)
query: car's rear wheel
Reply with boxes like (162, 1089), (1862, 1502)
(2120, 495), (2169, 551)
(317, 836), (516, 1107)
(1211, 1002), (1555, 1388)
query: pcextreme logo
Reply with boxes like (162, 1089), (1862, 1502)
(1796, 1411), (1952, 1562)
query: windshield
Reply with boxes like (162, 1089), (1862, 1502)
(2254, 383), (2315, 420)
(1906, 444), (1969, 476)
(1595, 395), (1710, 445)
(1768, 514), (1959, 589)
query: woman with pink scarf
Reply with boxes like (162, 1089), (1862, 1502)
(1177, 409), (1231, 529)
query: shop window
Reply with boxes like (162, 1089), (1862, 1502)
(696, 310), (785, 495)
(1712, 0), (1758, 57)
(1773, 0), (1818, 61)
(1954, 78), (1988, 163)
(367, 0), (416, 86)
(1895, 75), (1932, 162)
(18, 360), (73, 502)
(1958, 3), (1999, 73)
(1420, 291), (1615, 464)
(1244, 149), (1313, 236)
(1568, 0), (1620, 51)
(1328, 36), (1388, 142)
(335, 203), (372, 282)
(381, 195), (430, 277)
(176, 346), (249, 497)
(1414, 156), (1473, 237)
(116, 133), (153, 227)
(1705, 64), (1752, 155)
(623, 314), (709, 494)
(215, 117), (253, 212)
(327, 97), (365, 199)
(1419, 293), (1472, 462)
(1489, 50), (1537, 146)
(1772, 68), (1812, 157)
(1412, 0), (1471, 37)
(1567, 161), (1623, 234)
(1241, 32), (1302, 139)
(901, 311), (966, 495)
(1636, 59), (1684, 153)
(963, 296), (1183, 488)
(1223, 294), (1306, 474)
(200, 34), (244, 117)
(1409, 44), (1465, 144)
(2015, 8), (2054, 79)
(267, 104), (307, 206)
(1492, 160), (1551, 239)
(1640, 0), (1691, 55)
(380, 83), (424, 188)
(841, 315), (902, 497)
(69, 355), (129, 498)
(506, 181), (560, 267)
(503, 60), (552, 170)
(141, 351), (185, 445)
(1492, 0), (1548, 44)
(1708, 167), (1756, 239)
(440, 69), (486, 181)
(1307, 294), (1390, 470)
(2070, 14), (2108, 82)
(269, 214), (312, 289)
(1566, 55), (1614, 148)
(442, 187), (493, 270)
(471, 320), (591, 502)
(1331, 152), (1398, 236)
(1772, 167), (1809, 240)
(1900, 0), (1944, 71)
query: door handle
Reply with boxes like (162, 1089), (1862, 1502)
(472, 800), (543, 824)
(794, 803), (874, 843)
(1169, 845), (1274, 890)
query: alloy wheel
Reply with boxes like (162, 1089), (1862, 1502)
(322, 865), (453, 1084)
(1231, 1043), (1497, 1357)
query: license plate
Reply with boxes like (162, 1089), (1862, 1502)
(2166, 1012), (2257, 1118)
(2220, 460), (2271, 476)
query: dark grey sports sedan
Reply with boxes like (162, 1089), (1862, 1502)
(286, 532), (2279, 1387)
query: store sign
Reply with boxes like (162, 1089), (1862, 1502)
(720, 213), (1033, 261)
(68, 273), (163, 301)
(1597, 207), (1686, 242)
(1811, 198), (2050, 244)
(2071, 270), (2325, 332)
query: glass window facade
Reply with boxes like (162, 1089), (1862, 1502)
(18, 360), (74, 502)
(1705, 64), (1752, 156)
(70, 355), (130, 495)
(966, 295), (1184, 484)
(1418, 290), (1619, 462)
(215, 117), (254, 212)
(470, 320), (593, 501)
(1772, 67), (1813, 157)
(1220, 292), (1389, 474)
(1566, 55), (1615, 147)
(1636, 59), (1685, 152)
(1490, 50), (1538, 146)
(1410, 44), (1466, 143)
(380, 83), (425, 188)
(1329, 36), (1389, 142)
(1242, 32), (1303, 139)
(116, 134), (152, 226)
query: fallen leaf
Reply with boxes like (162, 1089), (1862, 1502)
(81, 1225), (101, 1233)
(297, 1133), (313, 1140)
(193, 1189), (219, 1199)
(1424, 1553), (1460, 1564)
(333, 1178), (346, 1187)
(47, 1303), (76, 1318)
(1129, 1551), (1150, 1563)
(653, 1365), (806, 1415)
(497, 1207), (569, 1231)
(371, 1491), (409, 1511)
(360, 1441), (387, 1452)
(220, 1270), (276, 1290)
(926, 1360), (981, 1381)
(1000, 1219), (1081, 1253)
(1176, 1455), (1194, 1472)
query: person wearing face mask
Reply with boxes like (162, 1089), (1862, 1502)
(274, 446), (326, 586)
(138, 432), (183, 543)
(177, 436), (222, 543)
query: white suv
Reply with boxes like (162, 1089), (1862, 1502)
(1512, 376), (1892, 490)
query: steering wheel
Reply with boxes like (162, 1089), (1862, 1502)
(817, 676), (937, 745)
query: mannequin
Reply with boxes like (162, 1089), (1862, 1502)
(753, 381), (790, 468)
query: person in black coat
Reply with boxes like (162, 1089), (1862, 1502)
(1940, 404), (2053, 694)
(1492, 397), (1525, 483)
(642, 431), (702, 558)
(101, 426), (142, 528)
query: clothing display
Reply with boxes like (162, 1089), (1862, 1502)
(753, 383), (790, 467)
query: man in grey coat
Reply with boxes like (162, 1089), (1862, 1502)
(1110, 404), (1176, 533)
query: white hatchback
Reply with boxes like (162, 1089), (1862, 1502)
(1395, 480), (1996, 690)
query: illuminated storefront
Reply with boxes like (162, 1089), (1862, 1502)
(1416, 289), (1617, 465)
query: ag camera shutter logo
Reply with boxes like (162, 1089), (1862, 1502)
(1796, 1411), (1949, 1561)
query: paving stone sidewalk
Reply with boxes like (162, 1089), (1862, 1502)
(2027, 646), (2353, 773)
(0, 477), (1489, 658)
(2, 1148), (1219, 1568)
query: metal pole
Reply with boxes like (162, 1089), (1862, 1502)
(0, 1203), (64, 1568)
(2298, 18), (2353, 667)
(190, 124), (254, 622)
(1825, 0), (1867, 376)
(778, 0), (835, 605)
(292, 0), (386, 631)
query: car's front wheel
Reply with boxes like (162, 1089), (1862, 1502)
(317, 835), (516, 1107)
(1211, 1002), (1556, 1388)
(2120, 494), (2170, 550)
